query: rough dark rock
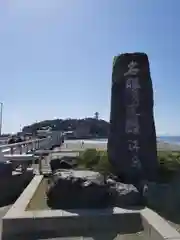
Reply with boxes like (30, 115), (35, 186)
(106, 178), (116, 186)
(47, 170), (142, 209)
(108, 52), (158, 183)
(47, 170), (109, 209)
(108, 181), (141, 207)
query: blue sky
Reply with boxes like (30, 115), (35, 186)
(0, 0), (179, 135)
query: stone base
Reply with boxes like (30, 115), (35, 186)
(2, 176), (180, 240)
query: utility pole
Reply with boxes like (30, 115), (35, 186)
(0, 102), (3, 136)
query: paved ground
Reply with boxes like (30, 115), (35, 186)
(62, 140), (107, 151)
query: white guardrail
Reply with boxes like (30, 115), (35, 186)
(0, 131), (62, 157)
(0, 137), (51, 156)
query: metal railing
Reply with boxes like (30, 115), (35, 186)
(0, 132), (62, 175)
(0, 137), (51, 156)
(0, 131), (63, 156)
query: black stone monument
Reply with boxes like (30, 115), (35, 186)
(108, 52), (158, 183)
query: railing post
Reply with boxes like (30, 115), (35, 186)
(10, 146), (13, 155)
(30, 142), (33, 152)
(32, 154), (35, 166)
(0, 148), (6, 162)
(26, 143), (29, 154)
(19, 145), (22, 154)
(33, 141), (35, 151)
(22, 164), (26, 173)
(39, 157), (42, 175)
(37, 140), (40, 149)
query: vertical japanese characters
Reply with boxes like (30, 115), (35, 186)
(109, 53), (158, 182)
(124, 61), (141, 169)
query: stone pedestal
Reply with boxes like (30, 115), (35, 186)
(108, 52), (158, 183)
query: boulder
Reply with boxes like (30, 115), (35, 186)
(107, 178), (142, 207)
(47, 170), (109, 209)
(47, 171), (142, 209)
(106, 178), (117, 186)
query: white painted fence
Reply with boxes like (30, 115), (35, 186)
(0, 131), (62, 163)
(1, 138), (49, 155)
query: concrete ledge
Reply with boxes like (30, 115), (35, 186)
(141, 208), (180, 240)
(5, 175), (43, 214)
(3, 175), (180, 240)
(2, 176), (142, 239)
(3, 210), (142, 239)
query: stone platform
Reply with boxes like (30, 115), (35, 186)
(2, 175), (180, 240)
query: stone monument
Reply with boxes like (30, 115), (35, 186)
(108, 52), (158, 183)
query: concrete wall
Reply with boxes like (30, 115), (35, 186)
(141, 208), (180, 240)
(0, 171), (34, 206)
(26, 178), (47, 210)
(2, 175), (180, 240)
